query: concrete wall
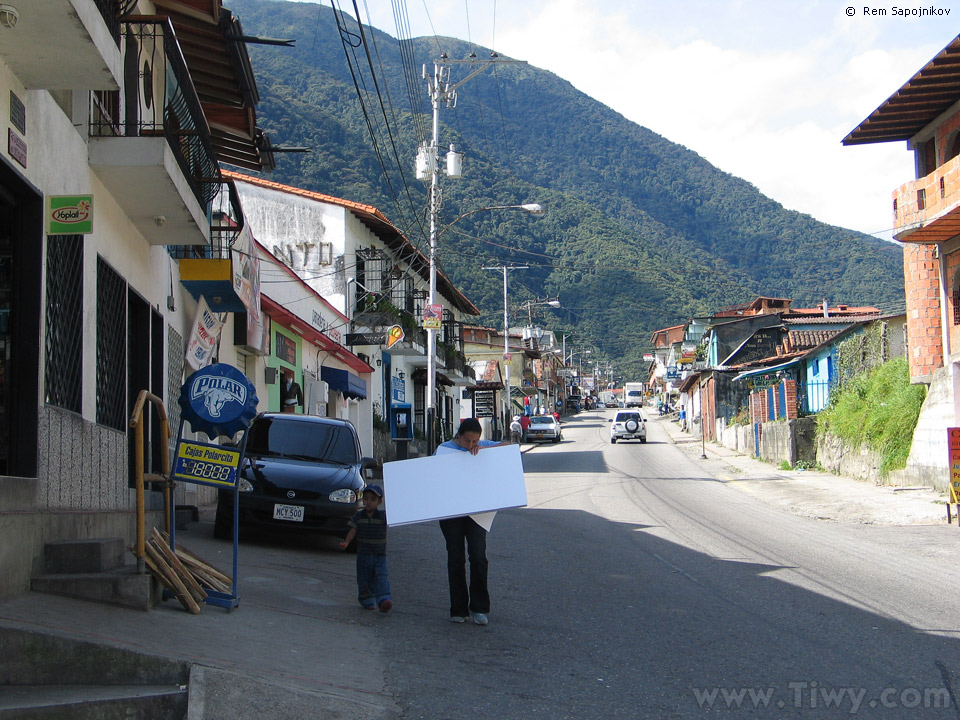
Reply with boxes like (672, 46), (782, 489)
(746, 417), (817, 466)
(716, 419), (755, 457)
(902, 364), (952, 491)
(816, 432), (886, 485)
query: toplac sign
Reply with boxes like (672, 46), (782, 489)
(47, 195), (94, 234)
(346, 332), (385, 346)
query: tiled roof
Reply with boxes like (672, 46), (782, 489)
(787, 329), (840, 350)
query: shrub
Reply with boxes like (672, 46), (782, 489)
(817, 357), (925, 475)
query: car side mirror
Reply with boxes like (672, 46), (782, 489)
(360, 456), (379, 480)
(608, 418), (613, 423)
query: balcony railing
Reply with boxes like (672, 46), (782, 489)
(96, 0), (122, 46)
(168, 181), (244, 260)
(893, 153), (960, 241)
(89, 18), (219, 209)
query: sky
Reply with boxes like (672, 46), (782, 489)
(301, 1), (959, 241)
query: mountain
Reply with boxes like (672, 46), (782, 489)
(226, 0), (904, 378)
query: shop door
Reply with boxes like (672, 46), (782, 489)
(0, 162), (41, 477)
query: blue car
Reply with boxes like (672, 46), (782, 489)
(214, 413), (375, 546)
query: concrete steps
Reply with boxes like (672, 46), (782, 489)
(30, 538), (158, 611)
(0, 626), (190, 719)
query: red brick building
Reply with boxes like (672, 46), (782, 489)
(844, 34), (960, 487)
(844, 35), (960, 384)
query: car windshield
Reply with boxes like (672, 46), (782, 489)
(530, 416), (555, 425)
(245, 418), (359, 464)
(616, 413), (640, 422)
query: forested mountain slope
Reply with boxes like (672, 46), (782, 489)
(227, 0), (903, 375)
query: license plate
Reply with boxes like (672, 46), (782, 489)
(273, 503), (304, 522)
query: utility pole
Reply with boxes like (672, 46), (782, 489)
(483, 264), (528, 434)
(419, 54), (525, 453)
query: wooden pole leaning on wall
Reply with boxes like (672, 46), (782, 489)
(129, 390), (173, 574)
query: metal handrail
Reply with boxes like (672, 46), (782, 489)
(129, 390), (172, 573)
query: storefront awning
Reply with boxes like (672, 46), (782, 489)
(733, 356), (804, 382)
(321, 367), (367, 400)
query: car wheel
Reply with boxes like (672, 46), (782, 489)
(610, 437), (617, 444)
(625, 419), (639, 433)
(640, 437), (647, 444)
(554, 436), (561, 443)
(213, 501), (232, 540)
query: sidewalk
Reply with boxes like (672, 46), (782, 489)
(656, 417), (949, 526)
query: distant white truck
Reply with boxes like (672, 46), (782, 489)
(624, 382), (645, 408)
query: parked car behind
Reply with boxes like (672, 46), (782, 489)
(610, 410), (647, 444)
(526, 415), (562, 443)
(214, 413), (374, 546)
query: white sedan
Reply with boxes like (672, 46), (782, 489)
(526, 415), (562, 443)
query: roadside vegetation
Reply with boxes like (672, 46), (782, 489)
(817, 356), (926, 475)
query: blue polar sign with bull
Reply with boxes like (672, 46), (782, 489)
(178, 363), (259, 440)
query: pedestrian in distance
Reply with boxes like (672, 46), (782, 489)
(435, 418), (509, 625)
(340, 484), (392, 613)
(510, 415), (523, 444)
(519, 413), (531, 438)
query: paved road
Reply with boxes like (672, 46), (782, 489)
(4, 408), (960, 719)
(378, 408), (960, 718)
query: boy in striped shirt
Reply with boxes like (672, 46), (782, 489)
(340, 484), (392, 613)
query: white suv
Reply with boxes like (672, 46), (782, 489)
(610, 410), (647, 444)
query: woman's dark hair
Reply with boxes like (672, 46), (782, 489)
(455, 418), (483, 437)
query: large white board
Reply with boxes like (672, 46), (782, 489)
(382, 444), (526, 527)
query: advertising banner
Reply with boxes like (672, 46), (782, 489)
(185, 296), (225, 370)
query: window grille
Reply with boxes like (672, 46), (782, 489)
(389, 271), (409, 309)
(167, 326), (183, 439)
(954, 287), (960, 325)
(96, 257), (127, 430)
(45, 235), (83, 412)
(412, 289), (428, 318)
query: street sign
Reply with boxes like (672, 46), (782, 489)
(387, 325), (404, 348)
(949, 428), (960, 504)
(172, 441), (241, 488)
(345, 332), (385, 346)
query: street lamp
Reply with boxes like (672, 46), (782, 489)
(517, 297), (561, 325)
